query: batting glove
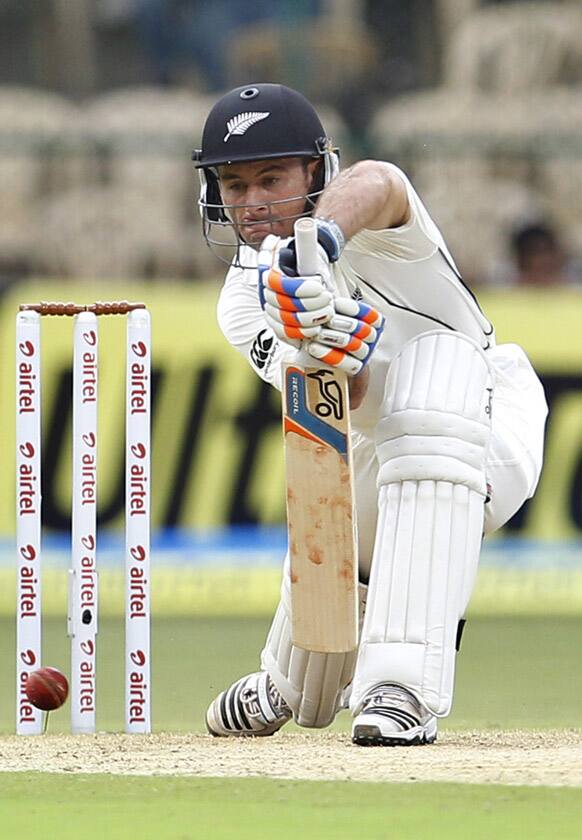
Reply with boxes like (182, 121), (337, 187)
(305, 298), (385, 375)
(258, 236), (334, 345)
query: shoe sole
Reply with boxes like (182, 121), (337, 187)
(206, 711), (285, 738)
(206, 723), (221, 737)
(352, 724), (437, 747)
(206, 722), (279, 738)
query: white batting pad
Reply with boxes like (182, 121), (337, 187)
(261, 558), (365, 727)
(350, 331), (493, 717)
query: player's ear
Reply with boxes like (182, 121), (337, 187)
(305, 159), (324, 210)
(306, 158), (320, 185)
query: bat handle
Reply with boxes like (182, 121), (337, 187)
(294, 217), (320, 276)
(293, 217), (336, 370)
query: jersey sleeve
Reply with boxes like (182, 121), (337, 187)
(217, 266), (296, 392)
(345, 163), (460, 273)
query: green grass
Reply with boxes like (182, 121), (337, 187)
(451, 615), (582, 729)
(1, 616), (582, 733)
(1, 774), (582, 840)
(2, 616), (582, 839)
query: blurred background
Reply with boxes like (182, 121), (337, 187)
(2, 0), (582, 287)
(0, 0), (581, 733)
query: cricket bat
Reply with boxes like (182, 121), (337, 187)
(282, 217), (358, 654)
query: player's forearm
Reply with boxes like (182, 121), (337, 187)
(314, 160), (409, 239)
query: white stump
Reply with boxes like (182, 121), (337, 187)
(125, 308), (151, 733)
(15, 310), (43, 735)
(68, 312), (99, 734)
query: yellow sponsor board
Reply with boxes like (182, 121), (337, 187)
(0, 281), (581, 539)
(478, 288), (582, 372)
(1, 566), (581, 618)
(479, 288), (582, 539)
(1, 279), (286, 536)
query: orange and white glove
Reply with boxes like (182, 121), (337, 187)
(304, 297), (385, 375)
(258, 236), (333, 346)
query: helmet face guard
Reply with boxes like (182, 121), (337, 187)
(192, 84), (339, 267)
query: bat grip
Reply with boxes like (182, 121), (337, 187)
(294, 217), (320, 276)
(293, 217), (337, 370)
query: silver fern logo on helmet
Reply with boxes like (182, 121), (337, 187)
(223, 112), (270, 142)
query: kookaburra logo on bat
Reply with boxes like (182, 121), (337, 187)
(308, 370), (344, 421)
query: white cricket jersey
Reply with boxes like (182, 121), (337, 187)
(217, 163), (496, 435)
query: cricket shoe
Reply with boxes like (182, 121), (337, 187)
(206, 671), (292, 737)
(351, 683), (437, 746)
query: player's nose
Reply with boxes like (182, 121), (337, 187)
(244, 183), (270, 209)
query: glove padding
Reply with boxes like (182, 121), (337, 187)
(257, 235), (384, 373)
(258, 235), (334, 344)
(305, 298), (385, 375)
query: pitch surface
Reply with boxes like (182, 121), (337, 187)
(1, 730), (581, 787)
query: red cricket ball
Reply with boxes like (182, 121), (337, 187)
(25, 667), (69, 711)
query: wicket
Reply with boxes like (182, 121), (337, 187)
(15, 301), (152, 735)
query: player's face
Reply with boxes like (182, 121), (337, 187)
(218, 157), (318, 245)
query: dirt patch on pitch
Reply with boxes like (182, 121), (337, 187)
(1, 730), (581, 787)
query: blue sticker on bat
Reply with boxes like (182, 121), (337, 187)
(285, 367), (347, 458)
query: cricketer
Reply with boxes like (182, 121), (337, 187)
(192, 83), (548, 746)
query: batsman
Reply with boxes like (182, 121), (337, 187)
(193, 84), (548, 746)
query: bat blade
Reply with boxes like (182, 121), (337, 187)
(283, 363), (358, 653)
